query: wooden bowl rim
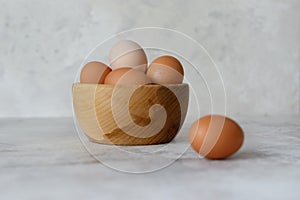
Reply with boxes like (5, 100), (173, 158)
(72, 83), (188, 88)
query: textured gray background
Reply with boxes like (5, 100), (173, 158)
(0, 0), (299, 117)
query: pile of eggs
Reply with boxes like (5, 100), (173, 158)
(80, 40), (184, 85)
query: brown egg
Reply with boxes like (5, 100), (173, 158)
(189, 115), (244, 159)
(109, 40), (148, 72)
(147, 55), (184, 84)
(104, 68), (151, 85)
(80, 61), (111, 84)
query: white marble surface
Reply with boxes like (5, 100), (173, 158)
(0, 117), (299, 200)
(0, 0), (299, 117)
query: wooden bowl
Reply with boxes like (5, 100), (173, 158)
(72, 83), (189, 145)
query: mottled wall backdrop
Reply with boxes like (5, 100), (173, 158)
(0, 0), (299, 117)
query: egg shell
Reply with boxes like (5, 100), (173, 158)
(189, 115), (244, 159)
(109, 40), (147, 72)
(80, 61), (111, 84)
(147, 55), (184, 84)
(104, 68), (151, 85)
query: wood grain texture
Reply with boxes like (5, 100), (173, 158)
(72, 83), (189, 145)
(72, 84), (104, 141)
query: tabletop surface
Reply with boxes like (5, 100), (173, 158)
(0, 117), (299, 200)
